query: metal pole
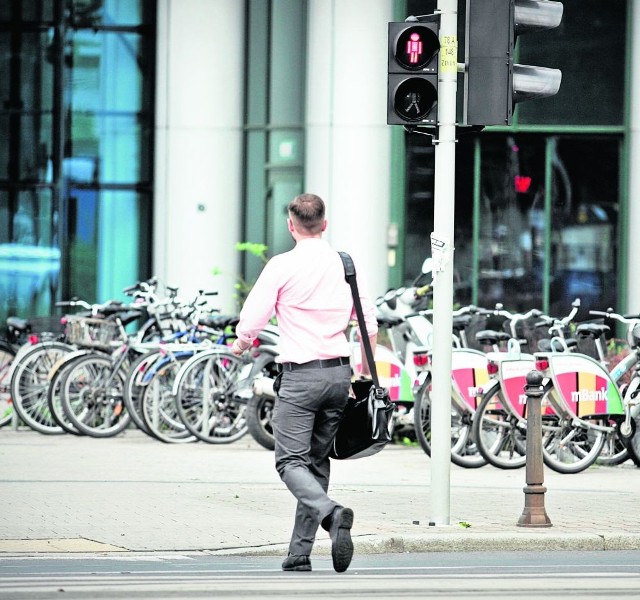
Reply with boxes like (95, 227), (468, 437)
(518, 370), (552, 527)
(429, 0), (458, 526)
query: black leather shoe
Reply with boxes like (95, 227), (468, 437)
(282, 554), (311, 572)
(328, 506), (354, 573)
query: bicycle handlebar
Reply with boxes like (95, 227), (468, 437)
(415, 284), (431, 298)
(55, 298), (92, 310)
(56, 298), (125, 316)
(535, 299), (581, 336)
(589, 308), (640, 347)
(589, 309), (640, 324)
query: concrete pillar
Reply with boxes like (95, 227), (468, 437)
(154, 0), (244, 312)
(305, 0), (394, 298)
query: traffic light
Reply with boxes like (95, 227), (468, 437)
(387, 19), (440, 126)
(463, 0), (563, 126)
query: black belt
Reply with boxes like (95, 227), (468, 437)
(281, 357), (350, 372)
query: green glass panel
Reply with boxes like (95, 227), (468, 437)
(68, 0), (143, 27)
(69, 31), (143, 113)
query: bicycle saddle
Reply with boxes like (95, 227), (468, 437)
(474, 329), (511, 345)
(200, 314), (239, 329)
(575, 323), (610, 339)
(6, 316), (28, 332)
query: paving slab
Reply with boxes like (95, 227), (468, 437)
(1, 429), (638, 555)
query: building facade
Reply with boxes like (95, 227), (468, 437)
(1, 0), (639, 324)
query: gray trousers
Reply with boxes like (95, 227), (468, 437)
(272, 364), (351, 556)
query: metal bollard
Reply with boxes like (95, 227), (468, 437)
(517, 370), (552, 527)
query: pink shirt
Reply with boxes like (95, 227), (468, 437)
(235, 238), (378, 364)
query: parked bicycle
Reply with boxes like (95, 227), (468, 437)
(529, 307), (636, 474)
(0, 315), (66, 429)
(412, 304), (499, 468)
(469, 302), (578, 470)
(586, 308), (640, 467)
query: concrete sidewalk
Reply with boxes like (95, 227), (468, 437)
(1, 429), (639, 556)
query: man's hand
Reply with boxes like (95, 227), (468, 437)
(231, 339), (248, 356)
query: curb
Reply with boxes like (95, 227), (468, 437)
(2, 532), (640, 556)
(205, 531), (640, 556)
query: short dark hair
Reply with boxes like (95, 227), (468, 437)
(288, 193), (325, 234)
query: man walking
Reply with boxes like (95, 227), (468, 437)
(231, 193), (378, 573)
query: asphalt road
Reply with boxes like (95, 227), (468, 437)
(1, 550), (639, 599)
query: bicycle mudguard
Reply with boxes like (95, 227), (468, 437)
(450, 349), (489, 412)
(494, 354), (536, 419)
(541, 353), (624, 418)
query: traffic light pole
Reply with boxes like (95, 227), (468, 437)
(429, 0), (458, 527)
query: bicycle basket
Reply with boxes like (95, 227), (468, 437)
(25, 316), (66, 336)
(515, 316), (552, 354)
(463, 313), (490, 351)
(64, 316), (124, 350)
(575, 332), (604, 360)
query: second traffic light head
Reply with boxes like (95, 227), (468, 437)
(463, 0), (563, 126)
(387, 20), (440, 126)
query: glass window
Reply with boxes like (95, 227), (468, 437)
(452, 138), (474, 306)
(0, 31), (55, 113)
(19, 114), (54, 182)
(68, 0), (145, 28)
(0, 0), (154, 325)
(66, 30), (147, 184)
(476, 135), (546, 310)
(472, 134), (620, 316)
(0, 188), (60, 320)
(0, 191), (9, 243)
(0, 3), (53, 22)
(65, 188), (149, 302)
(12, 189), (55, 247)
(69, 31), (143, 113)
(548, 137), (620, 316)
(68, 113), (143, 183)
(0, 116), (8, 180)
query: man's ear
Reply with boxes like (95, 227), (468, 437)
(321, 220), (327, 232)
(287, 218), (295, 233)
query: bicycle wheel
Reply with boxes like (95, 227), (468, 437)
(0, 341), (16, 428)
(46, 353), (89, 435)
(596, 423), (629, 466)
(122, 350), (160, 434)
(413, 377), (486, 468)
(621, 377), (640, 467)
(624, 415), (640, 467)
(541, 413), (606, 474)
(60, 353), (131, 438)
(174, 350), (249, 444)
(10, 341), (73, 434)
(140, 355), (197, 443)
(246, 393), (275, 450)
(244, 352), (279, 450)
(471, 384), (527, 470)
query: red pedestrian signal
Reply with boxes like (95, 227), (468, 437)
(387, 19), (440, 127)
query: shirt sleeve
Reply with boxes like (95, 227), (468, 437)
(234, 258), (281, 347)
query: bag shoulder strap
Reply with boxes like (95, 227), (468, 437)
(338, 251), (379, 387)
